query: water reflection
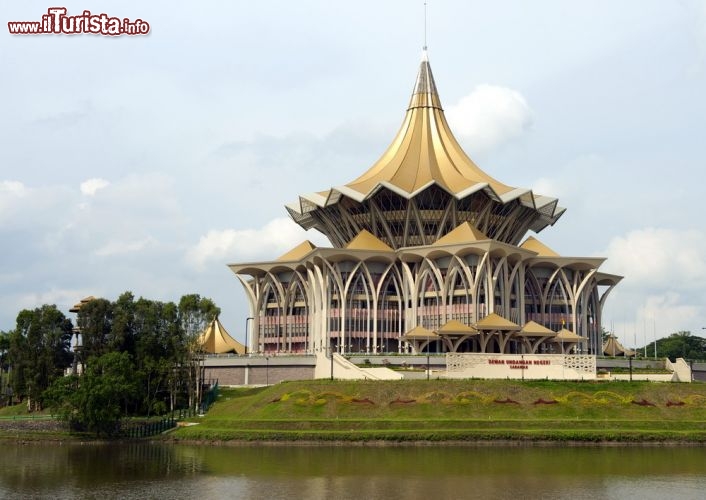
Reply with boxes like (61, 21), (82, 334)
(1, 444), (706, 499)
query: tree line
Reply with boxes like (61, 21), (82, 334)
(0, 292), (219, 435)
(639, 331), (706, 361)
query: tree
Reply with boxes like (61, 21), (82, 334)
(654, 331), (706, 361)
(45, 351), (137, 436)
(77, 298), (113, 361)
(178, 294), (220, 411)
(133, 298), (180, 416)
(0, 331), (10, 405)
(111, 292), (137, 354)
(8, 305), (73, 411)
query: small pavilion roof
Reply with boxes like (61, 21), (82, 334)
(433, 222), (488, 246)
(277, 240), (317, 261)
(436, 319), (478, 335)
(602, 335), (636, 356)
(198, 317), (245, 355)
(516, 321), (556, 337)
(520, 236), (560, 257)
(553, 328), (588, 343)
(69, 296), (96, 313)
(475, 313), (520, 331)
(346, 230), (395, 252)
(401, 325), (439, 340)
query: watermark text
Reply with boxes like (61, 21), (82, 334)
(8, 8), (150, 36)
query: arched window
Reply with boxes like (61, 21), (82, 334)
(446, 266), (472, 325)
(345, 270), (372, 353)
(416, 268), (442, 339)
(377, 269), (404, 353)
(259, 281), (283, 354)
(546, 278), (571, 332)
(285, 278), (309, 353)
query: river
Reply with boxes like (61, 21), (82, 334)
(1, 443), (705, 499)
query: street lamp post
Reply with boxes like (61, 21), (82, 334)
(330, 344), (334, 380)
(244, 317), (254, 355)
(266, 356), (269, 386)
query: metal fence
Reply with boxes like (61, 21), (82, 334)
(122, 416), (176, 438)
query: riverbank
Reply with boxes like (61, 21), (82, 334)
(0, 417), (71, 442)
(166, 379), (706, 444)
(4, 379), (706, 444)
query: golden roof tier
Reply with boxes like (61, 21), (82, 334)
(286, 50), (565, 249)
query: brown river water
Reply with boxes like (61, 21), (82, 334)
(1, 443), (706, 499)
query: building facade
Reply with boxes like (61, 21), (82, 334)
(229, 51), (621, 357)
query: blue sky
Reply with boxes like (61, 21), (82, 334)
(2, 1), (706, 348)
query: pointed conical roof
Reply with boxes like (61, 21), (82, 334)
(343, 50), (514, 198)
(198, 318), (245, 354)
(433, 222), (488, 246)
(436, 319), (478, 335)
(602, 335), (635, 356)
(475, 313), (520, 331)
(521, 236), (560, 257)
(401, 325), (439, 339)
(553, 328), (587, 343)
(345, 230), (394, 252)
(286, 51), (566, 247)
(277, 240), (317, 261)
(517, 320), (556, 337)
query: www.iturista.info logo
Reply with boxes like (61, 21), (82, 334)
(8, 7), (150, 36)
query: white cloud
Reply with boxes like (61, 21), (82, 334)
(0, 180), (26, 196)
(186, 217), (330, 270)
(10, 287), (94, 317)
(446, 84), (533, 152)
(600, 227), (706, 346)
(80, 178), (110, 196)
(603, 227), (706, 289)
(94, 237), (157, 257)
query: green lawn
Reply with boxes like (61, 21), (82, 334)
(168, 379), (706, 443)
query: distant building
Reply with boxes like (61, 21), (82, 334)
(229, 51), (621, 357)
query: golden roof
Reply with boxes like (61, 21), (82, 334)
(517, 320), (555, 337)
(286, 50), (566, 240)
(433, 222), (488, 246)
(475, 313), (520, 331)
(602, 335), (635, 356)
(436, 319), (478, 335)
(553, 328), (587, 343)
(345, 230), (395, 252)
(342, 50), (515, 198)
(401, 325), (439, 339)
(69, 296), (96, 313)
(198, 317), (245, 355)
(520, 236), (560, 257)
(277, 240), (317, 261)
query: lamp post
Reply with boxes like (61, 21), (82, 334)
(266, 356), (269, 386)
(244, 317), (254, 355)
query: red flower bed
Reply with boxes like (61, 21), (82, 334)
(493, 398), (520, 404)
(631, 399), (655, 407)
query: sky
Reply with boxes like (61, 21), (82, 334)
(2, 1), (706, 349)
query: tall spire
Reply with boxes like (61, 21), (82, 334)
(409, 48), (441, 110)
(423, 1), (428, 51)
(286, 49), (566, 248)
(344, 51), (513, 197)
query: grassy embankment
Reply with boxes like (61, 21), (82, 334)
(168, 379), (706, 443)
(0, 404), (69, 441)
